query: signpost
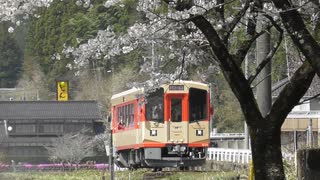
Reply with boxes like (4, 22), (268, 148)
(57, 81), (69, 101)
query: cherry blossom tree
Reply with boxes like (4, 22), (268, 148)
(0, 0), (52, 23)
(2, 0), (320, 179)
(65, 1), (315, 179)
(45, 129), (94, 169)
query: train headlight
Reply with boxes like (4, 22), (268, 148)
(150, 129), (157, 136)
(196, 129), (203, 136)
(180, 146), (186, 152)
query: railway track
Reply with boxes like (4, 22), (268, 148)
(142, 169), (248, 180)
(142, 169), (209, 180)
(143, 171), (174, 180)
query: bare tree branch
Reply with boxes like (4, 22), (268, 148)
(223, 0), (251, 42)
(270, 61), (315, 127)
(272, 0), (320, 78)
(178, 47), (186, 79)
(190, 14), (263, 127)
(233, 28), (267, 66)
(251, 73), (272, 89)
(45, 129), (94, 166)
(215, 0), (225, 25)
(246, 2), (258, 37)
(297, 93), (320, 105)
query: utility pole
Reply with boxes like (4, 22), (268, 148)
(256, 8), (271, 118)
(109, 126), (114, 180)
(109, 64), (115, 180)
(293, 130), (297, 153)
(307, 118), (313, 147)
(3, 120), (8, 137)
(106, 65), (115, 180)
(244, 56), (250, 149)
(104, 118), (114, 180)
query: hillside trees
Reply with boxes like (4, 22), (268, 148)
(208, 73), (244, 133)
(26, 0), (143, 102)
(16, 55), (50, 100)
(25, 0), (90, 97)
(0, 23), (23, 88)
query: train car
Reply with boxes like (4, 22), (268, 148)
(110, 80), (212, 169)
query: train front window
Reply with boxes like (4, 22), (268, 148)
(189, 88), (207, 122)
(171, 98), (182, 122)
(146, 88), (164, 122)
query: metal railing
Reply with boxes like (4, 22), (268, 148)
(207, 148), (295, 164)
(207, 148), (251, 164)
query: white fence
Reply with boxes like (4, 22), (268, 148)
(210, 133), (245, 139)
(207, 148), (251, 164)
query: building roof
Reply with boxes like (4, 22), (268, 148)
(0, 101), (102, 120)
(272, 76), (320, 97)
(287, 111), (320, 118)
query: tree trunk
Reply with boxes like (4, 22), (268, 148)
(250, 124), (285, 179)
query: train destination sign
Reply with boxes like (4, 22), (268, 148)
(169, 85), (184, 91)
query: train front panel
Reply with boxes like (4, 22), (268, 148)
(140, 81), (211, 168)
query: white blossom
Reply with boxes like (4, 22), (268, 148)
(75, 0), (82, 6)
(8, 26), (14, 33)
(104, 0), (122, 8)
(122, 46), (133, 54)
(0, 0), (53, 23)
(51, 53), (61, 60)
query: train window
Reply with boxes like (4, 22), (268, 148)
(171, 98), (182, 122)
(189, 88), (207, 122)
(128, 104), (134, 126)
(146, 88), (164, 122)
(117, 103), (135, 128)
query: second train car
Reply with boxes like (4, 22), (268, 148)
(110, 80), (212, 169)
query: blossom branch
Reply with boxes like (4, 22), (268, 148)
(223, 0), (251, 42)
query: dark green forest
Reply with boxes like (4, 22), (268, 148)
(0, 23), (23, 88)
(0, 0), (292, 132)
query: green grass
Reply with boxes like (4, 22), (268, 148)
(164, 171), (240, 180)
(0, 169), (241, 180)
(0, 170), (104, 180)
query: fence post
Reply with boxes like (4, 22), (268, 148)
(249, 160), (254, 180)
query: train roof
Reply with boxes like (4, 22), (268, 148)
(161, 80), (209, 91)
(111, 80), (209, 106)
(111, 87), (143, 101)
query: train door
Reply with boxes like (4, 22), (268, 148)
(188, 88), (210, 147)
(165, 94), (188, 143)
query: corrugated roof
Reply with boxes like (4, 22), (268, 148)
(0, 101), (102, 120)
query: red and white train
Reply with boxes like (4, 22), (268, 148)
(111, 80), (212, 169)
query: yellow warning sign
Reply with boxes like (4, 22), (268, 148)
(57, 81), (68, 101)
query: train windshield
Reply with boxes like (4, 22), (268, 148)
(146, 88), (164, 122)
(189, 88), (207, 122)
(171, 98), (182, 122)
